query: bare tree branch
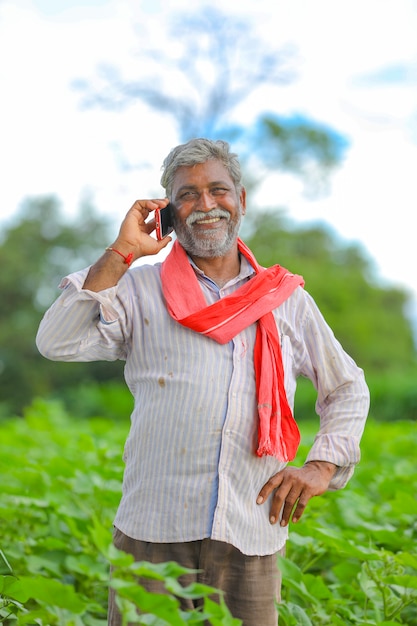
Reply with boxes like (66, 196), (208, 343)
(73, 6), (297, 140)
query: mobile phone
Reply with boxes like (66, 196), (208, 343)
(155, 203), (174, 240)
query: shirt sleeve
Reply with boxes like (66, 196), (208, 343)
(296, 290), (370, 490)
(36, 267), (131, 362)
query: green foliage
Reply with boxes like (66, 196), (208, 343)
(0, 398), (123, 624)
(1, 399), (416, 625)
(0, 399), (241, 625)
(366, 369), (417, 421)
(0, 196), (124, 417)
(1, 4), (413, 421)
(279, 418), (417, 625)
(254, 114), (349, 195)
(1, 198), (416, 419)
(244, 209), (417, 376)
(0, 190), (414, 426)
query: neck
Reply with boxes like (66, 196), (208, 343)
(189, 248), (241, 288)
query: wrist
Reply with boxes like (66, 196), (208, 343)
(105, 246), (134, 267)
(303, 460), (338, 478)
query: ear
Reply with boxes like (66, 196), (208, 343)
(239, 187), (247, 215)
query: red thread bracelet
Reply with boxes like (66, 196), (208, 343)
(105, 247), (134, 267)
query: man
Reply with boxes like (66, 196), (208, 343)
(36, 138), (369, 626)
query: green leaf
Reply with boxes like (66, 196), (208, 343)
(303, 574), (332, 600)
(277, 556), (319, 605)
(164, 580), (219, 600)
(1, 575), (87, 613)
(131, 560), (198, 581)
(0, 550), (13, 575)
(382, 574), (417, 590)
(313, 527), (379, 559)
(279, 603), (312, 626)
(277, 555), (303, 583)
(65, 554), (108, 580)
(111, 579), (185, 626)
(202, 596), (242, 625)
(392, 552), (417, 569)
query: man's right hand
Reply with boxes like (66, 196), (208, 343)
(83, 199), (173, 292)
(113, 199), (173, 260)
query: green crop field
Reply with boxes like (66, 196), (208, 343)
(1, 398), (416, 625)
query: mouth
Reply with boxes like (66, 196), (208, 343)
(187, 209), (230, 228)
(195, 217), (222, 225)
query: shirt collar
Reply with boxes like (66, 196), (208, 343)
(188, 253), (256, 287)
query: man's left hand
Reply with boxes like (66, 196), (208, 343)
(256, 461), (337, 527)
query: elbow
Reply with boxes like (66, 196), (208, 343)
(36, 331), (59, 360)
(36, 325), (86, 362)
(36, 325), (72, 361)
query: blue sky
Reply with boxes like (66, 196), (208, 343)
(1, 0), (417, 327)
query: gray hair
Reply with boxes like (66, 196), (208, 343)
(160, 138), (243, 198)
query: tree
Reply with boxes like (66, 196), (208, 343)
(3, 8), (413, 417)
(243, 209), (416, 372)
(1, 196), (415, 418)
(73, 6), (348, 194)
(252, 114), (350, 197)
(0, 195), (124, 417)
(74, 7), (294, 141)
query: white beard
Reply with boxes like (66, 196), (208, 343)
(173, 208), (242, 258)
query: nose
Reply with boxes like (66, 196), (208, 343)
(198, 190), (217, 211)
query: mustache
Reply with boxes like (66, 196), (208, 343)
(185, 208), (231, 226)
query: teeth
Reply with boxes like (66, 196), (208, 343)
(195, 217), (221, 224)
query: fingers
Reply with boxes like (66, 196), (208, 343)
(256, 465), (331, 527)
(257, 472), (307, 527)
(115, 199), (172, 258)
(128, 199), (169, 228)
(130, 198), (170, 213)
(279, 487), (308, 526)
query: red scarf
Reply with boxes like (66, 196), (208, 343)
(161, 238), (304, 461)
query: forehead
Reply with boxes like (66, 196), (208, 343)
(172, 160), (234, 190)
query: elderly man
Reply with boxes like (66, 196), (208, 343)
(37, 138), (369, 626)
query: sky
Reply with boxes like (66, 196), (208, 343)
(1, 0), (417, 327)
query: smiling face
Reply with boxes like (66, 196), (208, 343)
(170, 160), (246, 259)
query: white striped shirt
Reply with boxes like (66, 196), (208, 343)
(36, 256), (369, 556)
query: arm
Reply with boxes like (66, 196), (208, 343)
(36, 199), (172, 361)
(257, 290), (370, 527)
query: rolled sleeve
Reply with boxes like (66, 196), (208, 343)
(36, 267), (129, 362)
(305, 432), (362, 489)
(59, 269), (120, 323)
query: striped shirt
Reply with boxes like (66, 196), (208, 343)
(36, 255), (369, 556)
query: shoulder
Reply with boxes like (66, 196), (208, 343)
(275, 285), (325, 327)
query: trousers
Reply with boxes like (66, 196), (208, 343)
(108, 527), (284, 626)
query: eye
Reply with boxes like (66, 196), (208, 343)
(211, 187), (228, 195)
(180, 190), (198, 199)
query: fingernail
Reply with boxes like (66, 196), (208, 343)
(270, 516), (276, 524)
(256, 496), (264, 504)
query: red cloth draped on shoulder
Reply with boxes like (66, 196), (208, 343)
(160, 238), (304, 462)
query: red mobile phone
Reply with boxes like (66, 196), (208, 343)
(155, 203), (174, 240)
